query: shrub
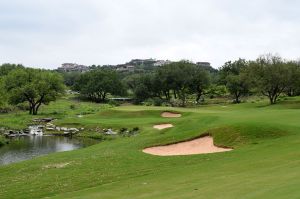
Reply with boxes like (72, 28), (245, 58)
(108, 100), (120, 107)
(143, 98), (153, 106)
(169, 99), (182, 107)
(16, 103), (30, 111)
(0, 105), (14, 113)
(132, 127), (139, 131)
(70, 104), (76, 110)
(0, 135), (8, 147)
(153, 97), (163, 106)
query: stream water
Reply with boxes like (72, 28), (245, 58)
(0, 135), (98, 165)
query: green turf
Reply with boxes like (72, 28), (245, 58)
(1, 97), (300, 198)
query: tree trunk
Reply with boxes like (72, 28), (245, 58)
(33, 108), (38, 115)
(102, 93), (107, 102)
(33, 102), (42, 115)
(234, 92), (241, 104)
(196, 94), (201, 103)
(196, 88), (203, 103)
(173, 90), (177, 99)
(29, 103), (33, 115)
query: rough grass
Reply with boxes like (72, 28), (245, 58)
(0, 135), (7, 147)
(1, 97), (300, 198)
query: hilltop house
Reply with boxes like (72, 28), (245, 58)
(57, 63), (89, 73)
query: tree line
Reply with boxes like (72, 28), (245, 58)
(70, 54), (300, 106)
(0, 53), (300, 115)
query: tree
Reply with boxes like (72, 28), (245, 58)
(190, 68), (210, 103)
(0, 78), (7, 107)
(156, 61), (197, 106)
(219, 59), (250, 103)
(4, 68), (65, 115)
(0, 63), (24, 77)
(125, 73), (162, 103)
(226, 72), (250, 103)
(285, 61), (300, 96)
(74, 69), (125, 102)
(61, 72), (81, 87)
(249, 54), (291, 104)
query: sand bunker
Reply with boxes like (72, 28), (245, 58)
(143, 136), (232, 156)
(153, 124), (174, 130)
(161, 112), (182, 118)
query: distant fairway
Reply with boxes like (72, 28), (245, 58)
(1, 97), (300, 198)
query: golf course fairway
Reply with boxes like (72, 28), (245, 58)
(1, 97), (300, 199)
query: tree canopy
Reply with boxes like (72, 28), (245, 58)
(249, 54), (293, 104)
(4, 68), (65, 115)
(219, 59), (250, 103)
(74, 69), (125, 103)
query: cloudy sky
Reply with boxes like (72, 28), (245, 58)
(0, 0), (299, 69)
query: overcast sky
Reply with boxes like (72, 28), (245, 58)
(0, 0), (299, 69)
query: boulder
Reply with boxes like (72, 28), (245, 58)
(32, 118), (54, 123)
(69, 128), (79, 132)
(104, 129), (117, 135)
(61, 127), (68, 131)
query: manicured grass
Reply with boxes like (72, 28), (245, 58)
(1, 97), (300, 198)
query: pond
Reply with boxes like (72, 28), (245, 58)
(0, 136), (98, 166)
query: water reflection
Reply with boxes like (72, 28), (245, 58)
(0, 136), (98, 165)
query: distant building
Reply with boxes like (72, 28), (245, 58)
(153, 60), (172, 66)
(57, 63), (89, 73)
(129, 59), (156, 66)
(196, 62), (211, 67)
(116, 65), (135, 72)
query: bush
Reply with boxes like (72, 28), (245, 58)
(143, 99), (153, 106)
(0, 105), (14, 113)
(132, 127), (139, 131)
(108, 100), (120, 107)
(153, 97), (163, 106)
(119, 127), (139, 137)
(169, 99), (182, 107)
(70, 104), (76, 110)
(0, 135), (8, 147)
(16, 102), (30, 111)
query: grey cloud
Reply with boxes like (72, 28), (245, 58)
(0, 0), (299, 68)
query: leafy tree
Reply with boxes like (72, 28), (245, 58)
(126, 73), (162, 103)
(249, 54), (291, 104)
(4, 68), (65, 115)
(61, 72), (81, 87)
(189, 68), (210, 103)
(206, 84), (227, 99)
(157, 61), (196, 106)
(0, 78), (7, 107)
(285, 61), (300, 96)
(219, 59), (250, 103)
(226, 73), (250, 103)
(74, 69), (125, 102)
(218, 59), (245, 84)
(0, 63), (24, 76)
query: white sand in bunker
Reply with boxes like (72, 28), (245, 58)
(143, 136), (232, 156)
(153, 124), (174, 130)
(161, 112), (182, 118)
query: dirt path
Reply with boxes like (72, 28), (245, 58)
(143, 136), (232, 156)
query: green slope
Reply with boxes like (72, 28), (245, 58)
(1, 98), (300, 198)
